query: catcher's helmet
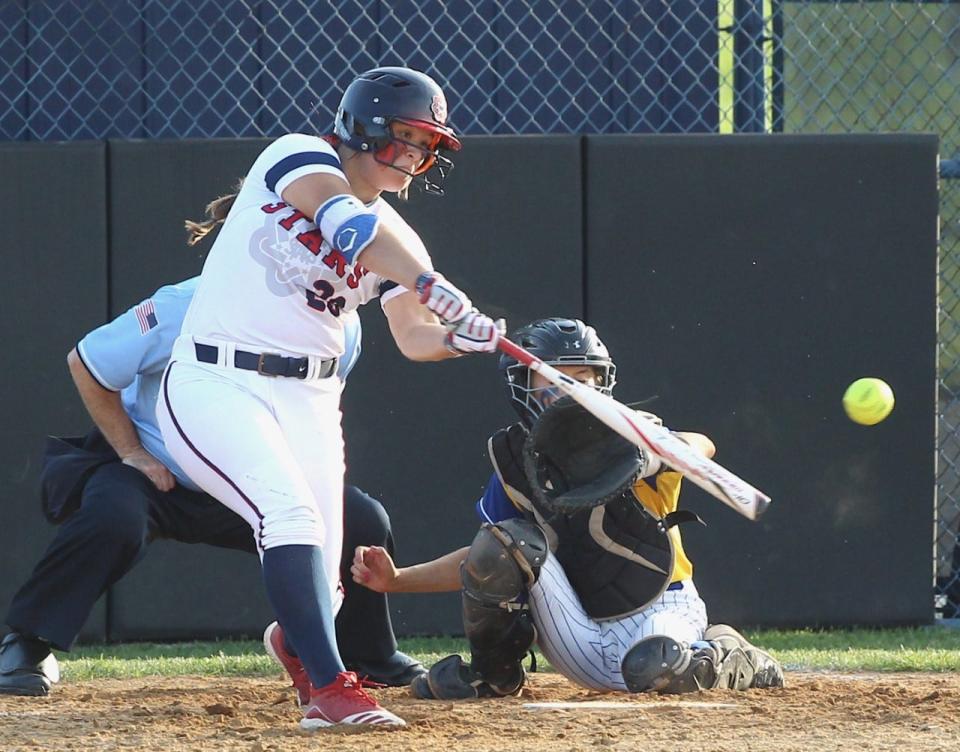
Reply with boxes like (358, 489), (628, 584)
(334, 67), (461, 194)
(499, 318), (617, 426)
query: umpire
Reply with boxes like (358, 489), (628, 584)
(0, 277), (423, 695)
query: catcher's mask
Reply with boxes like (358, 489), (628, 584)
(334, 66), (461, 195)
(499, 318), (617, 427)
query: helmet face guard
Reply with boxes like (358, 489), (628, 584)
(334, 67), (461, 195)
(368, 119), (456, 193)
(499, 318), (617, 427)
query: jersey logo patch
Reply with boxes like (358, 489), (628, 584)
(134, 300), (158, 335)
(250, 204), (316, 296)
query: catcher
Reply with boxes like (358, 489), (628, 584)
(353, 317), (784, 697)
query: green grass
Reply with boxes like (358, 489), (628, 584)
(56, 627), (960, 682)
(60, 640), (278, 680)
(739, 627), (960, 673)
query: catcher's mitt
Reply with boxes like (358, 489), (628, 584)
(523, 396), (646, 514)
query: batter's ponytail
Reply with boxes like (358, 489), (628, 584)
(185, 179), (243, 246)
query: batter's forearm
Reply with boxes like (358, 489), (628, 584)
(67, 348), (142, 458)
(393, 546), (470, 592)
(354, 223), (430, 292)
(383, 292), (459, 361)
(394, 322), (456, 361)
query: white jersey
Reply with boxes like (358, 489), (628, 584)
(182, 133), (432, 357)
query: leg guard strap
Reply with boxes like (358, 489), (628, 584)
(622, 636), (720, 694)
(463, 596), (535, 693)
(456, 519), (548, 693)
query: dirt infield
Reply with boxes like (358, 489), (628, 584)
(2, 671), (959, 751)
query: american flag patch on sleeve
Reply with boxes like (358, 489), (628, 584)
(134, 300), (159, 335)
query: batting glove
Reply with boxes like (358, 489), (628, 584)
(445, 311), (505, 354)
(416, 271), (472, 324)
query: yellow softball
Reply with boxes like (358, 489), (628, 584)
(842, 378), (895, 425)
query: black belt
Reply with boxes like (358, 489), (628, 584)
(194, 343), (337, 379)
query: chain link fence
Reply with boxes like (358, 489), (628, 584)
(2, 0), (958, 617)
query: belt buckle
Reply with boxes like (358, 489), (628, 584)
(256, 352), (281, 377)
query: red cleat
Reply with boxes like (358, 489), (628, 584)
(262, 621), (311, 707)
(301, 671), (405, 729)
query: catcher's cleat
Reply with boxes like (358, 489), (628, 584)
(703, 624), (785, 689)
(748, 651), (785, 689)
(301, 671), (405, 729)
(411, 654), (523, 700)
(711, 644), (755, 691)
(345, 650), (427, 687)
(0, 633), (60, 697)
(263, 621), (311, 706)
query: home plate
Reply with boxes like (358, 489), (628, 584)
(524, 701), (739, 711)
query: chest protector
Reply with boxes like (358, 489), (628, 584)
(490, 424), (680, 620)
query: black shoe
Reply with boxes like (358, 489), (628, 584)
(0, 633), (60, 696)
(344, 650), (427, 687)
(410, 654), (522, 700)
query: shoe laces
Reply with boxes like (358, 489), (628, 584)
(356, 675), (388, 689)
(327, 671), (379, 707)
(287, 661), (309, 688)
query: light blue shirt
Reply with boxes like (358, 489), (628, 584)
(76, 277), (361, 491)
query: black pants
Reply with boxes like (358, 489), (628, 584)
(5, 461), (397, 662)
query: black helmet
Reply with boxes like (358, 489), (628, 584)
(334, 66), (461, 194)
(499, 318), (617, 426)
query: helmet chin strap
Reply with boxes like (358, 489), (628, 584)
(378, 158), (450, 196)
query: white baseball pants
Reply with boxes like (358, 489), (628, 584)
(156, 339), (345, 609)
(529, 555), (708, 691)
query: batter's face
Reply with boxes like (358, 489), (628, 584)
(362, 122), (441, 194)
(530, 365), (601, 411)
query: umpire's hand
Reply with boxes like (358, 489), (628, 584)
(121, 447), (176, 492)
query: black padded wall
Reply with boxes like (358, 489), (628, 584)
(4, 133), (938, 643)
(0, 143), (109, 643)
(586, 133), (938, 626)
(107, 138), (270, 313)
